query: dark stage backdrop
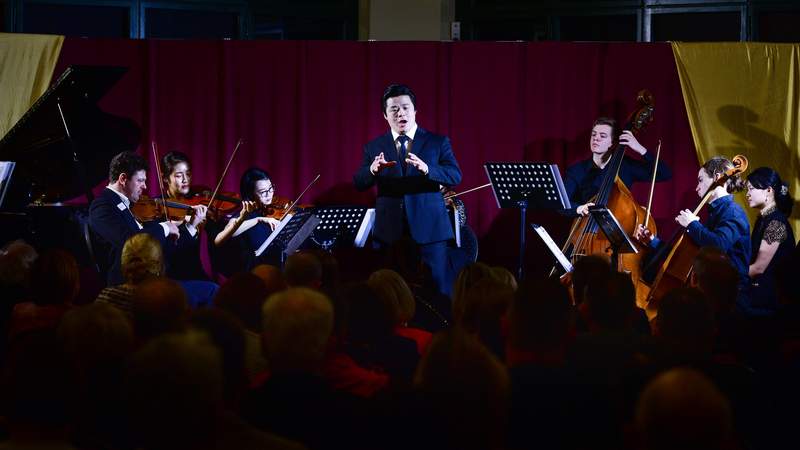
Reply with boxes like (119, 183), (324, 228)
(56, 39), (698, 276)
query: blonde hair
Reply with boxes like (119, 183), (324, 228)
(368, 269), (416, 324)
(121, 234), (164, 284)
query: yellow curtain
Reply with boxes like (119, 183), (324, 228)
(0, 33), (64, 139)
(672, 42), (800, 236)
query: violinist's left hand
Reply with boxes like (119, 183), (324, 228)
(189, 204), (208, 228)
(405, 153), (429, 175)
(619, 130), (647, 156)
(675, 209), (700, 227)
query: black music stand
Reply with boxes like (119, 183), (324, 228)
(254, 210), (321, 267)
(307, 206), (375, 250)
(484, 162), (571, 280)
(588, 206), (638, 271)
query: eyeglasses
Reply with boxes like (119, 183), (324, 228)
(257, 184), (275, 197)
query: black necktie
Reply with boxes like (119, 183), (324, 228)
(397, 135), (410, 174)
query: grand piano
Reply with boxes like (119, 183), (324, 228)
(0, 65), (141, 266)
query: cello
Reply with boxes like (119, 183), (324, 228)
(641, 155), (748, 316)
(559, 90), (657, 308)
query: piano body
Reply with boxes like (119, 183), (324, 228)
(0, 65), (141, 268)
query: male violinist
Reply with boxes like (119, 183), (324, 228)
(354, 84), (462, 297)
(89, 151), (217, 305)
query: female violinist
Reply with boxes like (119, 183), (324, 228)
(565, 117), (672, 216)
(212, 167), (283, 273)
(744, 167), (795, 316)
(635, 156), (751, 306)
(159, 151), (210, 281)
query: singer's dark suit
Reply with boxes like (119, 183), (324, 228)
(354, 127), (462, 295)
(89, 187), (191, 286)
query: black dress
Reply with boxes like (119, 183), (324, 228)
(748, 206), (795, 315)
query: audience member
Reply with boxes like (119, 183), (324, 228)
(132, 277), (188, 342)
(283, 251), (323, 289)
(368, 269), (432, 355)
(635, 368), (732, 450)
(95, 233), (163, 318)
(9, 249), (79, 339)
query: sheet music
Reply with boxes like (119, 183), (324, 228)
(531, 223), (573, 273)
(254, 212), (293, 257)
(0, 161), (15, 209)
(354, 208), (375, 248)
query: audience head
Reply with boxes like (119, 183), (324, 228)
(571, 254), (611, 305)
(491, 266), (518, 291)
(0, 239), (38, 297)
(452, 262), (494, 307)
(261, 287), (333, 373)
(343, 282), (395, 345)
(655, 287), (716, 361)
(453, 277), (513, 358)
(691, 247), (738, 314)
(29, 248), (80, 305)
(509, 276), (573, 353)
(283, 251), (323, 289)
(636, 368), (732, 450)
(214, 272), (270, 332)
(133, 277), (188, 341)
(746, 166), (793, 216)
(190, 308), (247, 406)
(121, 233), (164, 285)
(414, 327), (509, 450)
(251, 264), (287, 294)
(583, 270), (636, 331)
(58, 303), (134, 378)
(125, 330), (224, 449)
(368, 269), (416, 325)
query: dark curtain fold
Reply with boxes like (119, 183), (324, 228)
(56, 39), (697, 275)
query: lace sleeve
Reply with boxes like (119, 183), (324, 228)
(763, 220), (788, 245)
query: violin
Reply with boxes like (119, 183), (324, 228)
(130, 194), (196, 223)
(178, 186), (243, 220)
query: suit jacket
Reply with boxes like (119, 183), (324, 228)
(353, 127), (462, 245)
(89, 187), (193, 285)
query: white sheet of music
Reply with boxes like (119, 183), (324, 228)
(0, 161), (15, 209)
(254, 212), (293, 257)
(532, 223), (573, 273)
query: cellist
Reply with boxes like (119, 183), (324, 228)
(565, 117), (672, 217)
(634, 156), (751, 304)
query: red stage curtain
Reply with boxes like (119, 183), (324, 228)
(56, 39), (697, 274)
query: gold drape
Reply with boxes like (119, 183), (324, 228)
(672, 42), (800, 236)
(0, 33), (64, 139)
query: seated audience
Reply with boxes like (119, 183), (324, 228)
(95, 233), (163, 319)
(636, 368), (733, 450)
(368, 269), (432, 355)
(9, 249), (79, 339)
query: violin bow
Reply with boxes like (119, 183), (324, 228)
(643, 139), (662, 228)
(280, 174), (321, 221)
(151, 141), (170, 222)
(206, 138), (244, 210)
(443, 182), (492, 200)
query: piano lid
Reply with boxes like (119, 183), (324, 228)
(0, 65), (141, 206)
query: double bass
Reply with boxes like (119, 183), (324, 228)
(641, 155), (748, 315)
(559, 90), (657, 307)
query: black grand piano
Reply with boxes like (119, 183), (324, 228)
(0, 65), (141, 265)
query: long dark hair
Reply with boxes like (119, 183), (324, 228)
(747, 166), (793, 216)
(239, 167), (270, 202)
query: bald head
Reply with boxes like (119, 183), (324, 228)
(251, 264), (287, 294)
(283, 252), (323, 288)
(636, 368), (732, 450)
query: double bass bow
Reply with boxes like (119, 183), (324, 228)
(641, 155), (749, 316)
(558, 90), (657, 308)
